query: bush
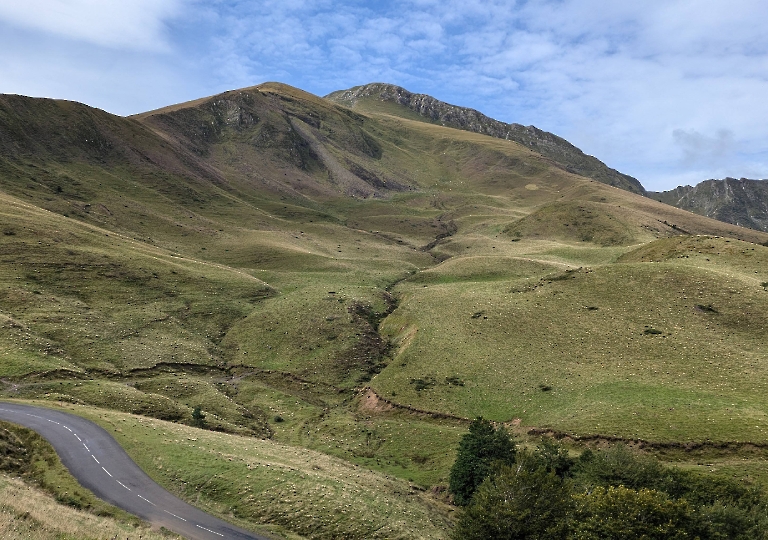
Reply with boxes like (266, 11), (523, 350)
(572, 444), (666, 491)
(448, 418), (516, 505)
(573, 486), (692, 540)
(533, 438), (575, 478)
(452, 458), (572, 540)
(191, 406), (206, 427)
(572, 445), (768, 539)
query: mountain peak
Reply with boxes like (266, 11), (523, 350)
(651, 177), (768, 232)
(326, 83), (646, 195)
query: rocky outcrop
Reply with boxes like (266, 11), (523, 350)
(651, 178), (768, 232)
(326, 83), (646, 195)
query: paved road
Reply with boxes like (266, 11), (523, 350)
(0, 402), (269, 540)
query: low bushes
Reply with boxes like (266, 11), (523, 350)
(449, 420), (768, 539)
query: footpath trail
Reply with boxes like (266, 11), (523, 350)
(0, 401), (269, 540)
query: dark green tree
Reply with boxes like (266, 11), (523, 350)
(191, 406), (206, 428)
(573, 485), (692, 540)
(448, 417), (516, 506)
(452, 457), (573, 540)
(534, 438), (575, 478)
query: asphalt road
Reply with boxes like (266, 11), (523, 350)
(0, 402), (270, 540)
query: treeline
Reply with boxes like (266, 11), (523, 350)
(448, 419), (768, 539)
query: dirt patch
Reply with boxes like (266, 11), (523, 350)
(359, 388), (395, 413)
(526, 427), (768, 453)
(359, 387), (468, 421)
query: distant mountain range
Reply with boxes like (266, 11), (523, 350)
(651, 178), (768, 232)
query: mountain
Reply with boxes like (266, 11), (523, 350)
(651, 177), (768, 232)
(2, 82), (768, 539)
(325, 82), (646, 195)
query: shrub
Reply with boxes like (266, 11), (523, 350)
(191, 406), (206, 427)
(533, 438), (575, 478)
(448, 418), (516, 506)
(572, 444), (666, 491)
(452, 459), (572, 540)
(409, 377), (435, 392)
(573, 486), (692, 540)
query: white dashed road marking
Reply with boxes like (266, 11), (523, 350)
(196, 524), (225, 537)
(138, 494), (156, 506)
(102, 467), (112, 477)
(74, 434), (81, 441)
(164, 509), (187, 522)
(83, 443), (90, 451)
(91, 454), (100, 465)
(116, 480), (132, 491)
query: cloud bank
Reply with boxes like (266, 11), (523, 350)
(0, 0), (183, 50)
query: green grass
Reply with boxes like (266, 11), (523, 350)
(374, 243), (768, 443)
(3, 83), (768, 537)
(32, 401), (454, 539)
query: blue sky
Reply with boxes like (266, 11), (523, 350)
(1, 0), (767, 191)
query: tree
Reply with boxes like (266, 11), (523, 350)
(534, 438), (575, 478)
(191, 406), (206, 428)
(452, 457), (573, 540)
(448, 417), (516, 506)
(573, 485), (692, 540)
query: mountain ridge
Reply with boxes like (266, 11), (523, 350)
(325, 82), (646, 195)
(651, 177), (768, 232)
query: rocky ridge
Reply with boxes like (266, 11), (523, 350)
(651, 178), (768, 232)
(325, 83), (646, 195)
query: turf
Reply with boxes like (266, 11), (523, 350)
(374, 237), (768, 443)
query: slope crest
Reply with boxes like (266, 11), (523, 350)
(618, 234), (768, 266)
(137, 84), (408, 198)
(502, 200), (638, 246)
(326, 83), (646, 195)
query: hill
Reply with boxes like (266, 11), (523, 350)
(651, 177), (768, 232)
(1, 82), (768, 538)
(325, 83), (646, 195)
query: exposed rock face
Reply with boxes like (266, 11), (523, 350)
(651, 178), (768, 232)
(326, 83), (646, 195)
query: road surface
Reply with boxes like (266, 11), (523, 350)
(0, 401), (270, 540)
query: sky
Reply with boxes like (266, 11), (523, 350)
(1, 1), (767, 191)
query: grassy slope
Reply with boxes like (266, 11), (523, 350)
(376, 236), (768, 443)
(11, 401), (454, 540)
(0, 474), (175, 540)
(1, 83), (768, 536)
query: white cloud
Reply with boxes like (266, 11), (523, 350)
(0, 0), (184, 50)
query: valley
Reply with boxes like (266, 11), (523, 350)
(1, 82), (767, 538)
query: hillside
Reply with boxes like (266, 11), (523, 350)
(325, 83), (646, 195)
(651, 177), (768, 232)
(1, 82), (768, 538)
